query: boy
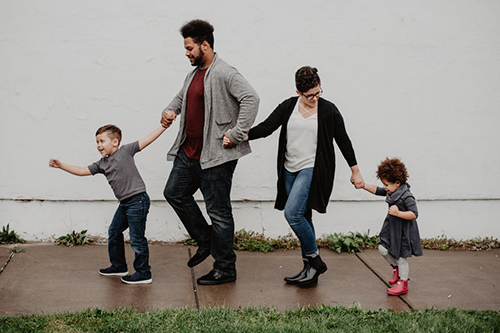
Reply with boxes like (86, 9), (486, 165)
(49, 124), (167, 284)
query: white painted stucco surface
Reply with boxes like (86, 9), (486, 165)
(1, 0), (499, 241)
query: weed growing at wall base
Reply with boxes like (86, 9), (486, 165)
(9, 246), (24, 254)
(421, 235), (500, 251)
(317, 230), (379, 253)
(185, 229), (377, 253)
(55, 230), (95, 247)
(234, 229), (301, 252)
(184, 229), (500, 254)
(0, 224), (25, 244)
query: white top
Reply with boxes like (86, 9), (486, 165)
(284, 102), (318, 173)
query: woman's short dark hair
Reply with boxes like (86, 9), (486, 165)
(376, 158), (409, 184)
(295, 66), (321, 93)
(180, 19), (215, 49)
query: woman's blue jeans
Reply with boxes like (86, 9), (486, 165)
(108, 192), (151, 279)
(284, 167), (318, 258)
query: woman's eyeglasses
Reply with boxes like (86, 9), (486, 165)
(301, 88), (323, 100)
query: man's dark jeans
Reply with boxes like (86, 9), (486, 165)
(108, 192), (151, 279)
(164, 149), (237, 276)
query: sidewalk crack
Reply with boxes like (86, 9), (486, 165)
(187, 246), (200, 310)
(355, 252), (414, 311)
(0, 252), (15, 278)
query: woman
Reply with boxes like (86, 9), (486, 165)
(225, 66), (364, 286)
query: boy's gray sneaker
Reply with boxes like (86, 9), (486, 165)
(98, 266), (128, 277)
(121, 272), (152, 285)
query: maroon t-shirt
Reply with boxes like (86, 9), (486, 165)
(182, 68), (207, 160)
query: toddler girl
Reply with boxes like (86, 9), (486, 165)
(362, 158), (423, 295)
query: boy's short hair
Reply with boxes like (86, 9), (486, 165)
(96, 124), (122, 144)
(376, 157), (409, 184)
(295, 66), (321, 93)
(180, 19), (215, 49)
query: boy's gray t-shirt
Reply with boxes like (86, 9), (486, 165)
(88, 141), (146, 201)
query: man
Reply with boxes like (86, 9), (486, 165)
(161, 19), (259, 285)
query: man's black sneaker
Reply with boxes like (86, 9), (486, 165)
(187, 248), (211, 267)
(98, 266), (128, 277)
(197, 270), (236, 285)
(121, 272), (152, 285)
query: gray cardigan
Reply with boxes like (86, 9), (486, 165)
(164, 54), (260, 169)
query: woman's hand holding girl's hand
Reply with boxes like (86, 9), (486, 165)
(350, 165), (364, 189)
(223, 130), (235, 148)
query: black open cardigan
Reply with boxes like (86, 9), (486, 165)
(248, 96), (358, 213)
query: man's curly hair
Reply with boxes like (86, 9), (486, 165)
(180, 19), (215, 49)
(376, 158), (409, 184)
(295, 66), (321, 93)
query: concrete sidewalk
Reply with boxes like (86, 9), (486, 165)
(0, 244), (499, 315)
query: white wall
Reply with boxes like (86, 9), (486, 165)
(1, 0), (499, 241)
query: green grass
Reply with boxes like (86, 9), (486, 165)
(0, 306), (499, 333)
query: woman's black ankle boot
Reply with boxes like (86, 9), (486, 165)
(296, 255), (327, 286)
(284, 260), (308, 284)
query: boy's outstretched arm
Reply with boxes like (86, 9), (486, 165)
(138, 126), (167, 151)
(49, 158), (91, 176)
(361, 183), (378, 194)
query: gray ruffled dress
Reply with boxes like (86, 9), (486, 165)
(376, 183), (423, 260)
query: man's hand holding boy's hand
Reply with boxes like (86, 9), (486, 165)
(161, 110), (177, 128)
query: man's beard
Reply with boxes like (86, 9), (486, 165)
(191, 49), (205, 67)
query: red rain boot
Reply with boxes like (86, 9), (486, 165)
(389, 266), (399, 285)
(387, 279), (408, 296)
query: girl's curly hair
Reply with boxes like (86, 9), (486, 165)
(376, 157), (409, 184)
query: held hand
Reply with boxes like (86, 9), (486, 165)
(161, 110), (176, 128)
(222, 135), (232, 147)
(350, 172), (365, 189)
(388, 205), (400, 217)
(223, 130), (236, 148)
(354, 181), (365, 189)
(49, 158), (62, 168)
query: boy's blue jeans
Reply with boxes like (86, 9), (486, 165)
(284, 167), (318, 258)
(164, 149), (237, 276)
(108, 192), (151, 278)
